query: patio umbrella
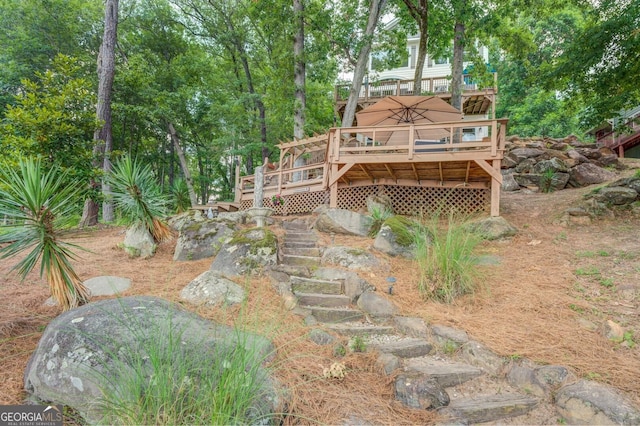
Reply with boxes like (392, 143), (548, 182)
(356, 95), (462, 126)
(355, 96), (462, 143)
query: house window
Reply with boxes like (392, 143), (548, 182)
(410, 46), (417, 69)
(435, 57), (449, 65)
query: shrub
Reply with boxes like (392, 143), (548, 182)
(539, 168), (557, 193)
(368, 204), (393, 237)
(0, 157), (89, 310)
(171, 178), (191, 213)
(414, 211), (482, 303)
(108, 155), (172, 242)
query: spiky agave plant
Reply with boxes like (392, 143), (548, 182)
(0, 158), (89, 310)
(108, 155), (172, 242)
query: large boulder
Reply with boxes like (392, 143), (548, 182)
(609, 177), (640, 194)
(591, 187), (638, 206)
(173, 219), (237, 261)
(167, 209), (206, 232)
(180, 271), (245, 306)
(321, 246), (388, 271)
(24, 296), (279, 424)
(569, 163), (617, 187)
(313, 207), (373, 237)
(466, 216), (518, 240)
(357, 292), (398, 318)
(210, 228), (278, 278)
(508, 147), (545, 162)
(555, 380), (640, 425)
(502, 172), (521, 191)
(123, 222), (156, 258)
(373, 216), (424, 258)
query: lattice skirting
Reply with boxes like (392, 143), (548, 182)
(241, 190), (330, 215)
(338, 185), (490, 216)
(241, 184), (489, 216)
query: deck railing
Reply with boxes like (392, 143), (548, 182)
(334, 73), (498, 103)
(328, 119), (507, 163)
(236, 118), (507, 204)
(237, 162), (328, 201)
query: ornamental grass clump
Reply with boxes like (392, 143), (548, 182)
(108, 155), (172, 242)
(0, 157), (89, 310)
(90, 302), (280, 425)
(414, 211), (482, 303)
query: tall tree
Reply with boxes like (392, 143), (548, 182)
(550, 0), (639, 126)
(99, 0), (118, 222)
(80, 0), (119, 227)
(341, 0), (388, 127)
(400, 0), (429, 95)
(293, 0), (306, 140)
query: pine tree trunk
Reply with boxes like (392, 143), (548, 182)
(293, 0), (306, 179)
(341, 0), (388, 128)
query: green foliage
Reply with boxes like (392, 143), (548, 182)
(108, 156), (171, 242)
(414, 212), (482, 303)
(367, 204), (394, 237)
(333, 343), (347, 357)
(0, 157), (89, 310)
(349, 335), (367, 353)
(384, 215), (423, 247)
(92, 310), (276, 425)
(493, 8), (586, 137)
(0, 0), (101, 112)
(0, 54), (99, 182)
(539, 168), (557, 193)
(550, 0), (640, 126)
(171, 178), (191, 214)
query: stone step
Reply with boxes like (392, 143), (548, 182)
(282, 220), (310, 231)
(283, 240), (318, 249)
(372, 338), (433, 358)
(310, 306), (365, 323)
(404, 358), (483, 388)
(291, 276), (343, 294)
(282, 254), (321, 267)
(326, 323), (396, 336)
(296, 293), (351, 308)
(439, 394), (539, 424)
(284, 232), (317, 242)
(282, 247), (321, 257)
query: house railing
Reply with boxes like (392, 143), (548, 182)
(334, 73), (498, 103)
(597, 118), (640, 149)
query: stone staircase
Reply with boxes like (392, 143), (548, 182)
(276, 220), (547, 424)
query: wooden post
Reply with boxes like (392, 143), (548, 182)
(490, 158), (501, 217)
(234, 161), (241, 203)
(330, 164), (338, 208)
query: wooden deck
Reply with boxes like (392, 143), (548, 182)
(334, 74), (497, 119)
(236, 117), (507, 217)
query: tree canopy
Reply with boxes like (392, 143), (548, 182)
(0, 0), (637, 209)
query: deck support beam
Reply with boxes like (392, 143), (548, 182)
(474, 159), (503, 217)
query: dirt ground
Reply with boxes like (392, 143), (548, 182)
(1, 161), (639, 424)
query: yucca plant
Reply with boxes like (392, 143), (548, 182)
(171, 178), (191, 214)
(108, 156), (172, 242)
(0, 158), (89, 310)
